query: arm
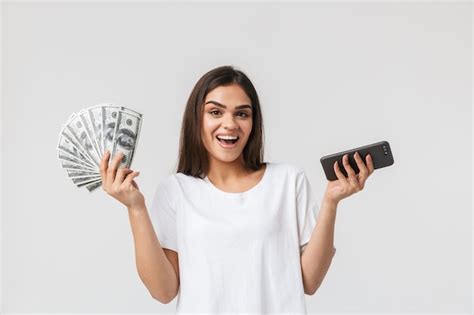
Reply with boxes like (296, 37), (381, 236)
(99, 152), (179, 303)
(300, 197), (338, 295)
(128, 204), (179, 303)
(301, 151), (374, 295)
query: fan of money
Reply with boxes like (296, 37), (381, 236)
(57, 103), (143, 192)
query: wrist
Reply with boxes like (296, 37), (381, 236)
(322, 195), (339, 208)
(127, 202), (146, 215)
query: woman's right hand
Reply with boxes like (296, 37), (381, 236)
(100, 151), (145, 210)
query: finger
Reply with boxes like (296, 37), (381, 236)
(354, 151), (369, 183)
(100, 151), (111, 186)
(107, 152), (124, 184)
(334, 159), (349, 185)
(366, 154), (375, 174)
(343, 154), (358, 186)
(359, 152), (374, 189)
(114, 168), (133, 187)
(122, 171), (140, 188)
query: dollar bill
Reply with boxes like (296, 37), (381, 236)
(71, 175), (102, 185)
(66, 113), (101, 167)
(85, 180), (102, 192)
(58, 148), (97, 169)
(87, 105), (105, 155)
(102, 104), (121, 155)
(59, 158), (98, 173)
(111, 108), (142, 169)
(57, 131), (97, 168)
(79, 109), (102, 163)
(66, 169), (100, 178)
(75, 177), (102, 187)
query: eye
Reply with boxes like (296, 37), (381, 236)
(208, 109), (250, 118)
(237, 112), (249, 118)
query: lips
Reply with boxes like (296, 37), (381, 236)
(215, 135), (239, 148)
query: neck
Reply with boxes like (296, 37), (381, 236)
(207, 154), (250, 184)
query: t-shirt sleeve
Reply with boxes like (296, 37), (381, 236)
(295, 168), (320, 254)
(149, 175), (178, 252)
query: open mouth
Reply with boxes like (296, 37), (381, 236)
(216, 135), (239, 146)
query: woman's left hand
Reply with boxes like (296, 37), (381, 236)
(323, 151), (374, 205)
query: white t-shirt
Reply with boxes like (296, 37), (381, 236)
(149, 162), (323, 314)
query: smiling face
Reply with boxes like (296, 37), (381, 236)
(201, 83), (253, 166)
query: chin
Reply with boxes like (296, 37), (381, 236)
(215, 153), (242, 163)
(209, 149), (244, 164)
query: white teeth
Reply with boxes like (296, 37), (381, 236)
(217, 135), (238, 140)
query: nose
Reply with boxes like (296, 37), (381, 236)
(222, 113), (239, 130)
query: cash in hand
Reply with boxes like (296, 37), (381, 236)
(57, 103), (142, 192)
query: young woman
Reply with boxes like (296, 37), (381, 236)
(99, 65), (374, 313)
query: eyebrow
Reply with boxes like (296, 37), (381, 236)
(205, 100), (252, 110)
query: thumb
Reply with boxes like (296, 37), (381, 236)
(123, 171), (140, 187)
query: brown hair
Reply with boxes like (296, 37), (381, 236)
(176, 65), (265, 178)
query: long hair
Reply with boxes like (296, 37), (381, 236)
(177, 65), (265, 178)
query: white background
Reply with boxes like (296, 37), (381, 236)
(1, 1), (472, 314)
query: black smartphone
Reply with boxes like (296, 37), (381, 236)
(320, 140), (394, 181)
